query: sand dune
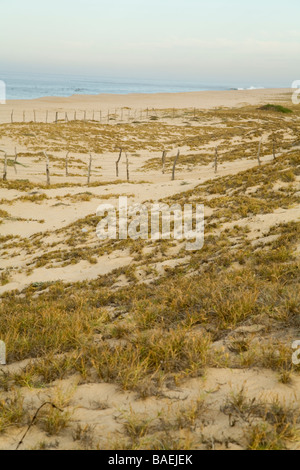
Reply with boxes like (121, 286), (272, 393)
(0, 89), (299, 450)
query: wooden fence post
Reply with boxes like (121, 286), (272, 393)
(172, 150), (180, 181)
(23, 111), (25, 123)
(126, 153), (130, 182)
(87, 154), (92, 184)
(65, 151), (70, 176)
(257, 137), (262, 166)
(34, 110), (36, 123)
(46, 110), (48, 124)
(162, 150), (167, 174)
(3, 152), (7, 181)
(55, 112), (58, 124)
(11, 110), (14, 123)
(116, 148), (122, 177)
(44, 152), (50, 186)
(13, 147), (18, 174)
(214, 146), (218, 173)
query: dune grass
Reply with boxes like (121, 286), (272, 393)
(260, 104), (293, 114)
(0, 104), (300, 449)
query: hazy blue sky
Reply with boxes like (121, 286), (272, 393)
(1, 0), (299, 85)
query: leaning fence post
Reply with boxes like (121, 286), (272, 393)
(257, 137), (262, 166)
(126, 153), (130, 182)
(0, 341), (6, 366)
(11, 110), (14, 123)
(116, 148), (123, 177)
(87, 154), (92, 184)
(44, 151), (50, 186)
(214, 146), (218, 173)
(172, 150), (180, 181)
(3, 152), (7, 181)
(14, 147), (18, 174)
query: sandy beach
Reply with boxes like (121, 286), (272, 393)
(0, 88), (293, 123)
(0, 87), (300, 450)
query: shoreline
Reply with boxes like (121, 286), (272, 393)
(3, 87), (293, 106)
(0, 88), (294, 123)
(3, 86), (290, 101)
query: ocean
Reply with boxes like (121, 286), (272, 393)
(0, 72), (266, 100)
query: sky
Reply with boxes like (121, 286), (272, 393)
(1, 0), (300, 86)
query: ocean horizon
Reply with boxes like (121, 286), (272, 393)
(0, 72), (279, 101)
